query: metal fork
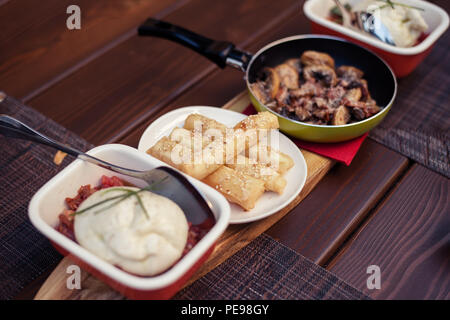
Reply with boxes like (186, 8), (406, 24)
(0, 114), (215, 227)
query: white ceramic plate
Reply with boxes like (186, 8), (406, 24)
(138, 106), (307, 224)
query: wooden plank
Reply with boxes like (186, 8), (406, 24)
(328, 164), (449, 299)
(0, 0), (11, 8)
(0, 0), (186, 99)
(266, 139), (409, 264)
(26, 0), (300, 145)
(34, 91), (334, 300)
(118, 69), (248, 148)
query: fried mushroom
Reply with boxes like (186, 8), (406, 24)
(250, 82), (270, 104)
(262, 67), (280, 98)
(344, 87), (362, 102)
(336, 65), (364, 79)
(337, 65), (365, 88)
(300, 50), (335, 69)
(291, 80), (324, 97)
(275, 85), (290, 105)
(332, 105), (351, 125)
(303, 64), (337, 87)
(252, 67), (280, 101)
(295, 106), (311, 121)
(285, 58), (302, 73)
(275, 63), (299, 89)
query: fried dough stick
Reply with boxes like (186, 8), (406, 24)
(147, 136), (221, 180)
(233, 111), (279, 131)
(183, 113), (248, 163)
(203, 166), (265, 211)
(183, 113), (227, 136)
(227, 155), (287, 194)
(233, 112), (280, 152)
(246, 144), (294, 175)
(169, 127), (212, 149)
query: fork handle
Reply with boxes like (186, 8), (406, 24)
(0, 114), (145, 177)
(333, 0), (353, 28)
(0, 114), (82, 157)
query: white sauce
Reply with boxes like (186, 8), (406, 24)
(74, 187), (188, 276)
(354, 0), (428, 47)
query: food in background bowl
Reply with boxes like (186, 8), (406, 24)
(57, 175), (207, 276)
(304, 0), (448, 78)
(250, 50), (380, 126)
(329, 0), (428, 48)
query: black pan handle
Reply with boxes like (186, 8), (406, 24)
(138, 18), (252, 71)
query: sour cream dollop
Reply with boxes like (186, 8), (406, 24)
(354, 0), (428, 47)
(74, 187), (188, 276)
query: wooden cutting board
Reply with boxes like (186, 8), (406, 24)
(34, 92), (334, 300)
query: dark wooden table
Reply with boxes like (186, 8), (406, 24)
(1, 0), (448, 300)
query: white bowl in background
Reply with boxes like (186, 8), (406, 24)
(304, 0), (449, 77)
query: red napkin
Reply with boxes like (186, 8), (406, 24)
(243, 104), (367, 165)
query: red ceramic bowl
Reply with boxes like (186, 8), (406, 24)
(51, 241), (215, 299)
(304, 0), (449, 77)
(29, 144), (230, 299)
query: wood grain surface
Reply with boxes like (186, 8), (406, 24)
(27, 0), (300, 145)
(34, 91), (334, 300)
(0, 0), (186, 100)
(266, 139), (409, 265)
(1, 0), (447, 300)
(328, 164), (449, 299)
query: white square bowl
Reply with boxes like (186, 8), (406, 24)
(28, 144), (230, 299)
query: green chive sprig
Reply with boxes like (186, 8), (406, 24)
(72, 177), (168, 219)
(378, 0), (424, 11)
